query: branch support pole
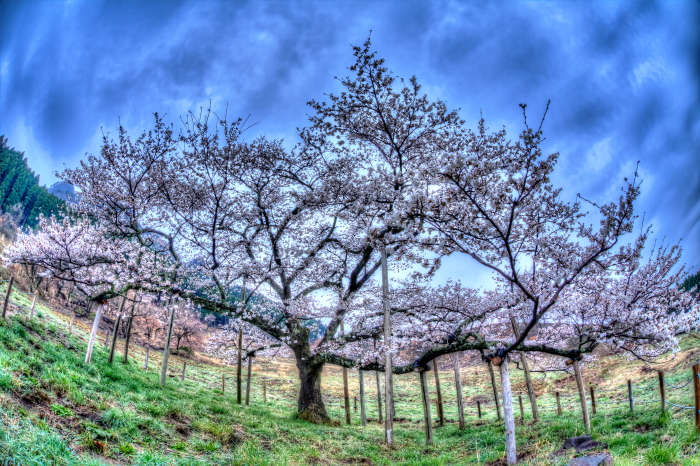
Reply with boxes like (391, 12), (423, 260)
(510, 315), (539, 422)
(573, 360), (590, 431)
(359, 369), (367, 426)
(433, 356), (444, 426)
(381, 246), (394, 444)
(160, 301), (176, 387)
(30, 294), (38, 320)
(452, 352), (465, 430)
(418, 368), (433, 445)
(2, 275), (14, 319)
(85, 303), (104, 364)
(498, 359), (517, 466)
(487, 360), (502, 420)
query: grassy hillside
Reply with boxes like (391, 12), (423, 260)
(1, 283), (700, 465)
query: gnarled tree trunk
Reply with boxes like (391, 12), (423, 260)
(294, 345), (331, 424)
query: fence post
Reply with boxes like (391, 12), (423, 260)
(556, 392), (562, 416)
(452, 352), (466, 430)
(30, 294), (38, 320)
(487, 360), (502, 420)
(693, 363), (700, 431)
(359, 370), (367, 426)
(590, 386), (597, 415)
(658, 371), (666, 413)
(418, 368), (434, 445)
(477, 400), (482, 419)
(627, 380), (634, 412)
(1, 275), (14, 319)
(572, 359), (591, 431)
(433, 356), (445, 426)
(518, 395), (524, 420)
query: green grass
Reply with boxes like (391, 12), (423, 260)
(1, 282), (700, 464)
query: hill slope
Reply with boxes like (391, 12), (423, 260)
(1, 285), (700, 465)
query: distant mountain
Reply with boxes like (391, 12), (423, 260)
(0, 136), (65, 229)
(48, 182), (79, 204)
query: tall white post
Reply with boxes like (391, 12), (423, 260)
(381, 246), (394, 444)
(499, 359), (517, 466)
(85, 303), (104, 364)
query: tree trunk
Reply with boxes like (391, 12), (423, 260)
(452, 352), (465, 430)
(499, 359), (517, 466)
(296, 355), (331, 424)
(85, 303), (104, 364)
(488, 360), (502, 420)
(122, 316), (133, 364)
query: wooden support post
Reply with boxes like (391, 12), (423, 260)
(29, 294), (38, 320)
(237, 326), (243, 404)
(341, 322), (351, 425)
(245, 354), (253, 406)
(658, 371), (666, 413)
(122, 316), (134, 364)
(2, 275), (14, 319)
(263, 379), (267, 403)
(510, 315), (539, 422)
(590, 386), (597, 415)
(518, 395), (524, 420)
(104, 329), (110, 347)
(452, 352), (465, 430)
(692, 364), (700, 431)
(627, 379), (634, 412)
(498, 359), (517, 466)
(222, 374), (225, 394)
(160, 301), (176, 387)
(354, 396), (358, 413)
(181, 361), (187, 381)
(433, 356), (445, 426)
(419, 368), (434, 445)
(375, 370), (383, 424)
(359, 370), (367, 426)
(144, 347), (150, 371)
(487, 360), (502, 420)
(573, 360), (591, 431)
(68, 310), (75, 335)
(477, 400), (482, 419)
(556, 392), (562, 416)
(381, 246), (394, 444)
(85, 303), (104, 364)
(108, 314), (122, 364)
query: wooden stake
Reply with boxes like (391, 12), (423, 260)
(573, 360), (591, 431)
(341, 322), (351, 425)
(85, 303), (104, 364)
(658, 371), (666, 413)
(452, 352), (465, 430)
(487, 360), (502, 420)
(181, 361), (187, 381)
(359, 370), (367, 426)
(498, 360), (517, 465)
(477, 400), (482, 418)
(263, 379), (267, 403)
(222, 374), (225, 394)
(555, 391), (562, 416)
(160, 301), (176, 387)
(245, 354), (252, 406)
(381, 246), (394, 444)
(590, 386), (597, 415)
(518, 395), (524, 420)
(375, 370), (383, 424)
(433, 356), (445, 426)
(108, 314), (122, 364)
(692, 363), (699, 431)
(419, 368), (434, 445)
(510, 315), (539, 422)
(30, 294), (38, 320)
(2, 275), (14, 319)
(627, 379), (634, 412)
(237, 326), (243, 404)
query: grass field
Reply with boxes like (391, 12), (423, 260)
(1, 281), (700, 465)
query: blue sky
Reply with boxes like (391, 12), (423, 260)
(1, 0), (698, 282)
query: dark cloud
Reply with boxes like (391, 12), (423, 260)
(1, 0), (698, 267)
